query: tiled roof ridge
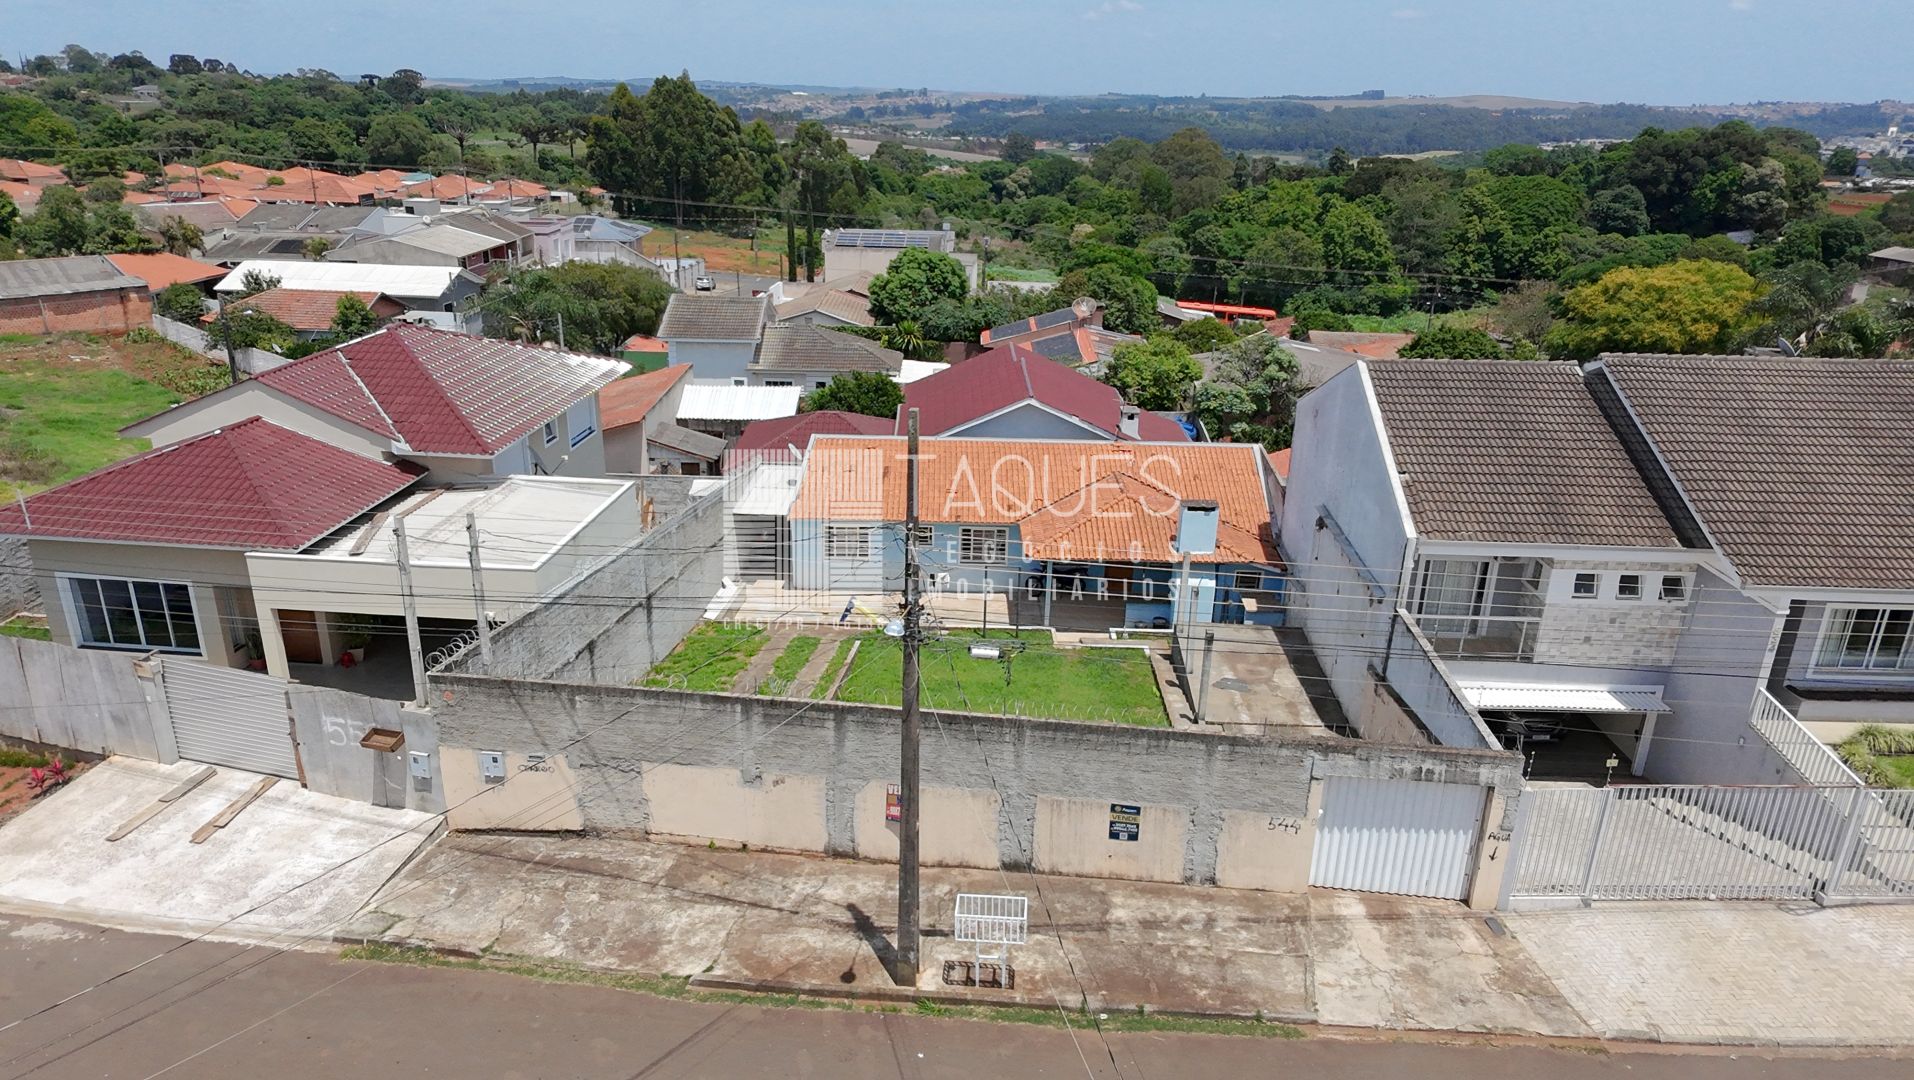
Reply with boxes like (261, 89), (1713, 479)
(374, 323), (494, 453)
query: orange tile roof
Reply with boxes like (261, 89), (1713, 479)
(0, 180), (41, 209)
(105, 253), (227, 291)
(402, 175), (493, 202)
(213, 288), (401, 332)
(0, 158), (67, 183)
(791, 436), (1277, 564)
(121, 191), (169, 205)
(1266, 447), (1291, 480)
(598, 364), (692, 430)
(485, 177), (549, 199)
(158, 176), (261, 200)
(618, 333), (669, 353)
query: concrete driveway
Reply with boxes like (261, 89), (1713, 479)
(0, 757), (438, 944)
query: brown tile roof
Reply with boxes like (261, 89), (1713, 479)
(773, 288), (876, 327)
(217, 288), (402, 331)
(104, 253), (228, 291)
(598, 364), (691, 430)
(1366, 360), (1685, 549)
(791, 437), (1276, 565)
(0, 158), (66, 184)
(1597, 353), (1914, 589)
(658, 293), (769, 342)
(753, 324), (901, 374)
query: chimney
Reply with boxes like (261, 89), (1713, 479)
(1119, 403), (1140, 439)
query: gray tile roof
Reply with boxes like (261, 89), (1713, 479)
(753, 324), (902, 373)
(657, 293), (769, 342)
(0, 256), (146, 300)
(773, 288), (875, 326)
(1367, 360), (1685, 549)
(1597, 353), (1914, 589)
(647, 422), (725, 459)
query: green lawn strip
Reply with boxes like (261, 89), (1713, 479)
(640, 623), (767, 692)
(0, 359), (180, 499)
(757, 635), (822, 696)
(0, 748), (52, 768)
(810, 637), (857, 700)
(0, 618), (51, 641)
(340, 944), (1303, 1038)
(1879, 756), (1914, 788)
(835, 630), (1167, 727)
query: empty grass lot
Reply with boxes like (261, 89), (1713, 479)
(757, 635), (821, 696)
(834, 629), (1167, 727)
(639, 623), (767, 692)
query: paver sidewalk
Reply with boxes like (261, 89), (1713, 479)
(341, 833), (1585, 1036)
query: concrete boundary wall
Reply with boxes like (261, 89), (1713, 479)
(0, 636), (163, 759)
(150, 314), (290, 374)
(428, 672), (1524, 902)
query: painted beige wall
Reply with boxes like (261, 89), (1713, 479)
(1033, 796), (1186, 883)
(124, 384), (391, 458)
(641, 762), (828, 853)
(852, 781), (1002, 868)
(441, 746), (585, 831)
(1214, 784), (1320, 892)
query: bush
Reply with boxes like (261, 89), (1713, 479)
(154, 282), (208, 324)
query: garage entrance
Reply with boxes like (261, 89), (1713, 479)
(1309, 776), (1488, 901)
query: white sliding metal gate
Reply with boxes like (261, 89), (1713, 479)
(159, 659), (300, 779)
(1309, 776), (1487, 900)
(1508, 783), (1914, 904)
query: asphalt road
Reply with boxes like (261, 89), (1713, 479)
(2, 917), (1908, 1080)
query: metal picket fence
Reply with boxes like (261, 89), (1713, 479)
(1507, 783), (1914, 905)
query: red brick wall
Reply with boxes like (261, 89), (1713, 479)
(0, 287), (153, 335)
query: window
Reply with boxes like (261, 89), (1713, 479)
(1659, 575), (1689, 602)
(959, 526), (1008, 565)
(1234, 570), (1262, 593)
(1617, 573), (1642, 600)
(66, 576), (199, 652)
(1572, 572), (1599, 598)
(826, 525), (871, 559)
(565, 399), (596, 448)
(1815, 607), (1914, 672)
(762, 379), (794, 387)
(909, 523), (933, 550)
(542, 421), (558, 446)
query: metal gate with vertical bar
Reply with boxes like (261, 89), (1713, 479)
(159, 659), (300, 778)
(1309, 776), (1487, 900)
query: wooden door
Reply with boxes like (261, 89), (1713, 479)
(278, 610), (323, 665)
(1102, 564), (1133, 600)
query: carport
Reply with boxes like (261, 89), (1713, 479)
(1460, 682), (1670, 780)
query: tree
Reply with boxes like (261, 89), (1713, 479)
(1587, 185), (1652, 237)
(1170, 317), (1238, 353)
(1319, 201), (1398, 283)
(586, 74), (752, 227)
(0, 191), (18, 242)
(1103, 337), (1200, 411)
(1878, 192), (1914, 235)
(330, 294), (385, 339)
(1398, 324), (1506, 360)
(384, 68), (426, 106)
(803, 371), (903, 418)
(237, 269), (282, 297)
(18, 185), (90, 256)
(1546, 259), (1762, 360)
(154, 216), (205, 257)
(1051, 265), (1157, 336)
(1751, 261), (1855, 350)
(303, 236), (334, 260)
(1326, 147), (1353, 176)
(208, 309), (296, 353)
(363, 113), (435, 168)
(867, 248), (970, 324)
(1002, 131), (1037, 164)
(1826, 147), (1860, 177)
(1192, 334), (1303, 449)
(153, 282), (207, 324)
(82, 177), (124, 205)
(486, 261), (672, 355)
(873, 320), (936, 360)
(918, 293), (1012, 343)
(167, 54), (203, 76)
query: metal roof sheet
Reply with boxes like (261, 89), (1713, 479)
(0, 256), (146, 300)
(214, 259), (473, 301)
(677, 382), (801, 421)
(1458, 683), (1671, 714)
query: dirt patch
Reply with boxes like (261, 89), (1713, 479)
(0, 758), (90, 826)
(0, 331), (227, 397)
(639, 227), (784, 276)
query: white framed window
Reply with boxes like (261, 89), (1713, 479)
(65, 575), (200, 653)
(958, 526), (1008, 565)
(826, 525), (872, 560)
(1814, 607), (1914, 673)
(565, 399), (597, 448)
(763, 379), (794, 387)
(1659, 574), (1689, 602)
(542, 420), (558, 445)
(909, 523), (933, 550)
(1617, 573), (1642, 600)
(1234, 570), (1262, 592)
(1572, 572), (1599, 599)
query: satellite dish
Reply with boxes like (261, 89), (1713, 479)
(1071, 296), (1098, 321)
(1776, 336), (1799, 357)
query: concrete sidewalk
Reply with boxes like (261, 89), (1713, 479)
(341, 833), (1586, 1036)
(0, 757), (440, 944)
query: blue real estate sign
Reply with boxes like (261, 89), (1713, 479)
(1108, 803), (1141, 842)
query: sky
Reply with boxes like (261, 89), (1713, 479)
(6, 0), (1909, 105)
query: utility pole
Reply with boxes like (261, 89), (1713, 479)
(215, 293), (239, 385)
(894, 408), (924, 987)
(466, 512), (492, 665)
(980, 236), (989, 291)
(556, 310), (566, 351)
(393, 516), (429, 708)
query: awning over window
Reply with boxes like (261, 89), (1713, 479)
(1459, 682), (1671, 714)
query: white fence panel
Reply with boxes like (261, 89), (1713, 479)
(1749, 689), (1862, 787)
(1309, 776), (1486, 900)
(159, 658), (299, 778)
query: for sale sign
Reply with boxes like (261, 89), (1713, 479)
(1108, 803), (1141, 841)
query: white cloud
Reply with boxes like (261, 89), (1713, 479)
(1083, 0), (1144, 21)
(1729, 0), (1753, 9)
(1392, 7), (1426, 18)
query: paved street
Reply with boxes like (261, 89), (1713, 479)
(3, 914), (1909, 1080)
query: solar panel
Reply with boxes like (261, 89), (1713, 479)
(1030, 307), (1076, 330)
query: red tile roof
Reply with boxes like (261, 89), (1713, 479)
(599, 364), (691, 430)
(1266, 448), (1291, 480)
(256, 324), (627, 455)
(735, 410), (895, 452)
(900, 344), (1189, 442)
(216, 288), (402, 332)
(104, 253), (228, 291)
(0, 417), (421, 550)
(0, 158), (67, 184)
(618, 333), (669, 353)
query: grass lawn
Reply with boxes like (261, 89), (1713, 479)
(0, 618), (51, 641)
(640, 622), (767, 692)
(834, 630), (1167, 727)
(0, 333), (228, 500)
(984, 266), (1056, 283)
(811, 637), (856, 700)
(758, 635), (822, 696)
(1879, 756), (1914, 788)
